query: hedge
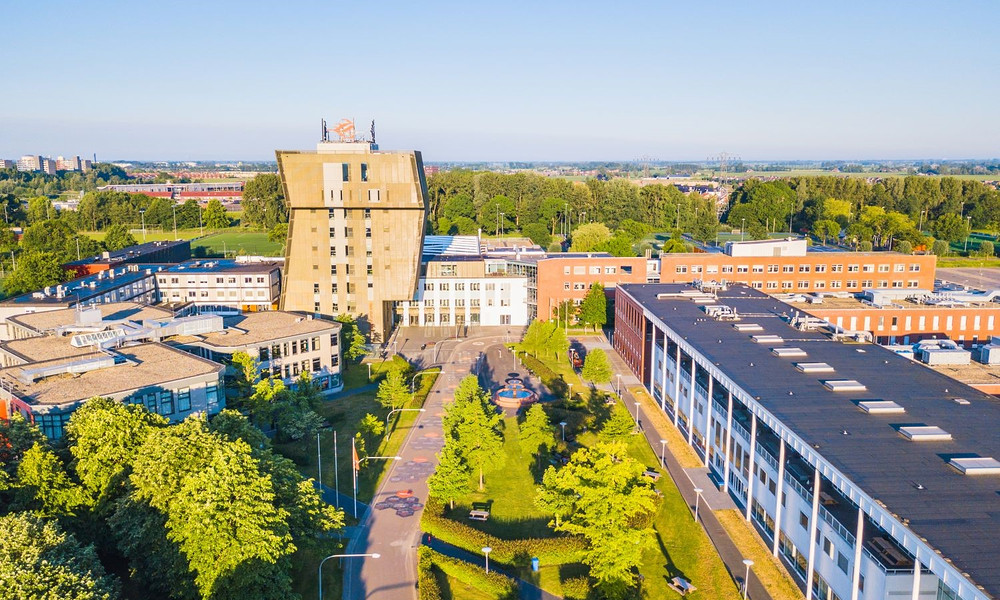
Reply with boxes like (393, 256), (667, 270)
(417, 547), (444, 600)
(422, 499), (586, 566)
(420, 546), (518, 600)
(562, 576), (591, 600)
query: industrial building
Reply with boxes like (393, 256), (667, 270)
(277, 132), (428, 343)
(614, 282), (1000, 600)
(62, 239), (192, 277)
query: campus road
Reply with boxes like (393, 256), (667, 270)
(341, 332), (515, 600)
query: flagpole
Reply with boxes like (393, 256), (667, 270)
(333, 430), (340, 509)
(352, 436), (358, 518)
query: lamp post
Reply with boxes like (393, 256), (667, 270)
(918, 209), (926, 232)
(367, 363), (372, 381)
(742, 558), (755, 599)
(172, 203), (178, 240)
(559, 421), (567, 442)
(410, 370), (437, 393)
(318, 553), (379, 600)
(500, 212), (505, 241)
(199, 203), (204, 236)
(965, 216), (972, 253)
(482, 547), (492, 573)
(139, 209), (146, 241)
(675, 203), (681, 229)
(633, 401), (641, 426)
(693, 487), (703, 522)
(385, 408), (425, 436)
(741, 218), (746, 242)
(659, 438), (667, 467)
(615, 373), (622, 396)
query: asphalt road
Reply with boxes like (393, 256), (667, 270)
(936, 267), (1000, 291)
(341, 333), (515, 600)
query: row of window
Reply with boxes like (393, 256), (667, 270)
(743, 280), (921, 290)
(562, 265), (633, 275)
(675, 263), (922, 275)
(260, 336), (329, 360)
(161, 276), (268, 285)
(423, 282), (498, 291)
(407, 312), (511, 325)
(837, 313), (995, 333)
(131, 387), (198, 416)
(270, 357), (333, 380)
(168, 289), (271, 299)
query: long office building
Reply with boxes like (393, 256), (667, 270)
(277, 136), (428, 343)
(614, 282), (999, 600)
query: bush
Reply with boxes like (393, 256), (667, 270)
(422, 499), (586, 566)
(895, 240), (913, 254)
(417, 547), (444, 600)
(420, 546), (518, 599)
(562, 576), (592, 600)
(977, 241), (995, 257)
(523, 223), (552, 248)
(858, 240), (873, 252)
(932, 239), (950, 256)
(547, 242), (563, 253)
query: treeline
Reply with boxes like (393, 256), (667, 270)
(0, 398), (343, 599)
(0, 164), (130, 197)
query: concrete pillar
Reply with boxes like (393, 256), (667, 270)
(723, 391), (733, 493)
(648, 327), (656, 392)
(745, 412), (757, 521)
(673, 345), (681, 426)
(911, 559), (922, 600)
(659, 331), (668, 412)
(850, 504), (865, 600)
(704, 375), (713, 468)
(805, 467), (822, 600)
(772, 439), (786, 557)
(687, 358), (696, 445)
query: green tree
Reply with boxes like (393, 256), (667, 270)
(518, 404), (555, 469)
(578, 283), (607, 332)
(4, 251), (65, 297)
(14, 443), (86, 517)
(520, 320), (556, 357)
(203, 198), (231, 229)
(444, 377), (505, 491)
(581, 348), (613, 384)
(441, 193), (476, 221)
(26, 196), (55, 223)
(358, 413), (385, 454)
(569, 222), (612, 252)
(335, 314), (368, 362)
(600, 405), (635, 442)
(977, 240), (995, 258)
(535, 464), (575, 527)
(535, 442), (658, 592)
(895, 240), (913, 255)
(230, 350), (260, 399)
(267, 222), (288, 245)
(0, 512), (120, 599)
(103, 223), (137, 251)
(812, 219), (841, 244)
(477, 195), (516, 234)
(545, 326), (569, 361)
(242, 173), (286, 229)
(660, 229), (690, 253)
(0, 413), (45, 480)
(376, 368), (411, 409)
(594, 234), (635, 257)
(932, 239), (950, 256)
(522, 222), (552, 248)
(427, 444), (472, 509)
(933, 213), (969, 243)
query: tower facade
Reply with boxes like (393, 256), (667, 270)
(276, 140), (428, 343)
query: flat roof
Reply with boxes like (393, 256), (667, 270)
(0, 336), (94, 363)
(7, 302), (174, 335)
(1, 265), (167, 306)
(64, 239), (189, 267)
(0, 343), (222, 407)
(191, 312), (339, 348)
(622, 283), (1000, 595)
(809, 295), (1000, 311)
(162, 258), (282, 275)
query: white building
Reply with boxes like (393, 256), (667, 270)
(155, 258), (282, 312)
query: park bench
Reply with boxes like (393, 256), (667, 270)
(643, 468), (662, 481)
(668, 576), (697, 596)
(468, 509), (490, 522)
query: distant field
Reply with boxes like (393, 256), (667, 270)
(695, 169), (998, 181)
(195, 231), (283, 257)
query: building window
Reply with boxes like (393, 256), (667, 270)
(676, 266), (688, 274)
(831, 264), (843, 272)
(752, 265), (764, 273)
(910, 264), (921, 272)
(815, 264), (826, 273)
(799, 512), (808, 529)
(799, 265), (810, 273)
(440, 283), (450, 291)
(455, 282), (465, 291)
(782, 265), (794, 273)
(177, 388), (191, 412)
(470, 282), (480, 291)
(162, 390), (177, 415)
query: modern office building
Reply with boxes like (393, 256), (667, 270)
(277, 135), (428, 343)
(614, 282), (999, 600)
(658, 239), (936, 294)
(16, 155), (43, 172)
(62, 239), (192, 277)
(155, 258), (281, 312)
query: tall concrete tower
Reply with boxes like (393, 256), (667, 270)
(276, 134), (428, 343)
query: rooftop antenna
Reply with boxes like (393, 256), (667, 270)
(370, 120), (376, 145)
(321, 118), (329, 142)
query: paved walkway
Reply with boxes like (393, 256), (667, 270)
(573, 334), (776, 600)
(342, 334), (515, 600)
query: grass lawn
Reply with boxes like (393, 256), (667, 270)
(80, 227), (209, 242)
(292, 538), (345, 600)
(629, 386), (703, 469)
(936, 256), (1000, 268)
(195, 230), (283, 256)
(439, 573), (500, 600)
(714, 509), (803, 600)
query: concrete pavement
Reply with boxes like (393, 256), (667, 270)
(341, 333), (515, 600)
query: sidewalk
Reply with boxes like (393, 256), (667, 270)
(573, 335), (775, 600)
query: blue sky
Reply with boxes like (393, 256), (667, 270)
(2, 1), (997, 161)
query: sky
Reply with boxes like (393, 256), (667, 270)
(2, 1), (998, 162)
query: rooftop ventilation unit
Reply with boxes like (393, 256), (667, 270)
(858, 400), (905, 414)
(772, 347), (807, 358)
(949, 457), (1000, 475)
(703, 305), (739, 321)
(70, 328), (127, 348)
(751, 335), (784, 344)
(795, 362), (835, 373)
(823, 380), (867, 392)
(733, 323), (763, 332)
(899, 426), (952, 441)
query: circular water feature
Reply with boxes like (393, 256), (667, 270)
(493, 377), (538, 409)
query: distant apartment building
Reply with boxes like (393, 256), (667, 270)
(0, 159), (14, 169)
(16, 155), (42, 172)
(98, 182), (243, 203)
(62, 239), (191, 277)
(658, 239), (936, 294)
(277, 136), (428, 343)
(54, 156), (93, 172)
(155, 258), (281, 312)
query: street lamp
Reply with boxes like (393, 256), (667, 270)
(410, 370), (437, 393)
(319, 553), (380, 600)
(633, 401), (641, 427)
(616, 373), (622, 396)
(741, 218), (746, 242)
(965, 216), (972, 253)
(385, 408), (426, 436)
(500, 212), (505, 241)
(367, 363), (372, 381)
(568, 382), (574, 400)
(692, 487), (704, 522)
(198, 202), (204, 236)
(171, 203), (178, 240)
(139, 209), (146, 241)
(675, 203), (681, 229)
(659, 438), (668, 467)
(742, 558), (755, 599)
(559, 421), (567, 442)
(482, 546), (492, 573)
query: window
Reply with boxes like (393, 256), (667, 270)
(910, 264), (921, 272)
(823, 537), (835, 559)
(837, 552), (849, 574)
(573, 283), (586, 290)
(766, 281), (778, 289)
(798, 280), (810, 289)
(863, 264), (874, 272)
(722, 265), (734, 273)
(799, 512), (808, 529)
(360, 163), (368, 181)
(573, 266), (585, 275)
(676, 266), (688, 274)
(439, 283), (450, 291)
(799, 265), (810, 273)
(736, 265), (749, 273)
(177, 388), (191, 412)
(162, 390), (177, 415)
(455, 282), (465, 291)
(590, 266), (601, 274)
(605, 266), (616, 274)
(878, 264), (889, 272)
(564, 266), (571, 275)
(752, 265), (764, 273)
(830, 280), (841, 289)
(564, 282), (571, 290)
(894, 263), (905, 272)
(313, 357), (321, 371)
(782, 265), (794, 273)
(847, 264), (859, 272)
(424, 282), (434, 291)
(831, 264), (843, 272)
(456, 299), (465, 307)
(259, 346), (270, 361)
(470, 282), (480, 291)
(312, 337), (320, 351)
(486, 283), (495, 291)
(767, 264), (779, 273)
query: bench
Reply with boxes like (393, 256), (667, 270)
(468, 510), (490, 522)
(819, 491), (838, 506)
(868, 536), (912, 568)
(668, 576), (697, 596)
(643, 469), (662, 481)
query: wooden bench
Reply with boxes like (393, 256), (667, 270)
(643, 469), (662, 481)
(668, 576), (697, 596)
(468, 510), (490, 522)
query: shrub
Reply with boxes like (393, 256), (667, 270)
(977, 241), (995, 257)
(421, 499), (586, 566)
(420, 546), (518, 600)
(562, 576), (592, 600)
(895, 240), (913, 254)
(858, 240), (873, 252)
(417, 547), (444, 600)
(932, 239), (950, 256)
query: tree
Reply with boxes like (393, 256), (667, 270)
(441, 193), (476, 221)
(14, 443), (86, 517)
(600, 405), (635, 442)
(376, 368), (411, 409)
(545, 326), (569, 361)
(535, 442), (658, 591)
(427, 444), (472, 509)
(895, 240), (913, 254)
(4, 251), (65, 297)
(335, 314), (368, 362)
(268, 222), (288, 245)
(594, 234), (635, 257)
(660, 229), (690, 253)
(203, 198), (231, 229)
(26, 196), (55, 223)
(569, 222), (612, 252)
(932, 239), (950, 256)
(933, 213), (969, 243)
(230, 350), (261, 399)
(520, 319), (556, 357)
(358, 413), (385, 454)
(812, 219), (841, 245)
(0, 512), (120, 599)
(581, 349), (613, 384)
(977, 240), (995, 258)
(444, 377), (505, 491)
(578, 283), (607, 332)
(0, 413), (45, 480)
(519, 404), (555, 469)
(242, 174), (286, 230)
(103, 223), (137, 251)
(522, 222), (552, 248)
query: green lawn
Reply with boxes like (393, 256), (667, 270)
(195, 230), (283, 257)
(439, 573), (501, 600)
(937, 256), (1000, 268)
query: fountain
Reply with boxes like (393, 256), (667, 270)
(493, 376), (538, 409)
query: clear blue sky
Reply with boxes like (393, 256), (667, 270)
(2, 1), (997, 161)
